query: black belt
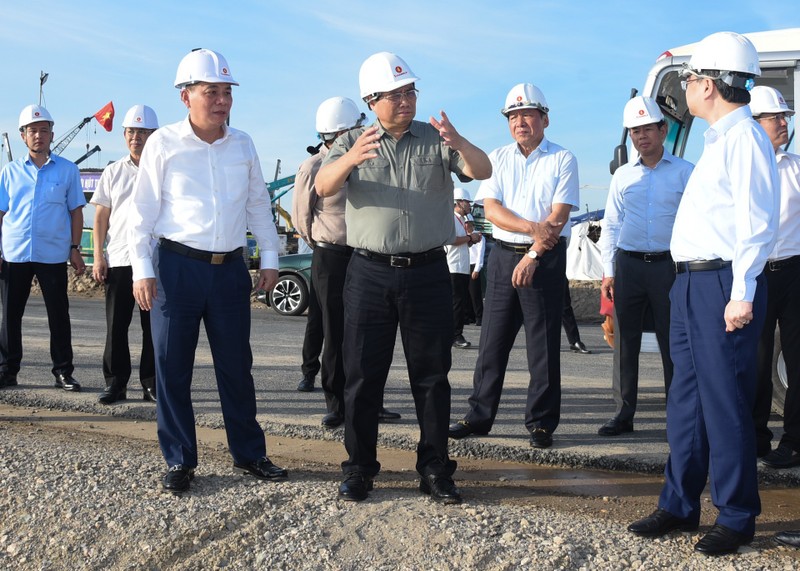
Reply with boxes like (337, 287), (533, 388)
(766, 254), (800, 272)
(315, 242), (353, 255)
(354, 247), (445, 268)
(495, 237), (566, 255)
(674, 259), (732, 274)
(621, 250), (672, 263)
(159, 238), (243, 265)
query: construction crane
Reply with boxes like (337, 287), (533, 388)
(75, 145), (101, 166)
(51, 116), (93, 156)
(1, 132), (12, 164)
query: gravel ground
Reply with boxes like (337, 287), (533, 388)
(1, 415), (798, 570)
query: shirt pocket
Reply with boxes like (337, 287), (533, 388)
(43, 182), (67, 204)
(223, 164), (249, 204)
(353, 157), (390, 189)
(410, 155), (444, 190)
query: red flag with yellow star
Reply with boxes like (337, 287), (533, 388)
(94, 101), (115, 132)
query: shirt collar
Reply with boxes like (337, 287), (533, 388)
(633, 147), (674, 168)
(705, 105), (752, 144)
(515, 136), (550, 158)
(179, 115), (230, 143)
(373, 119), (419, 139)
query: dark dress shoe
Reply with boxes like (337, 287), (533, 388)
(98, 386), (127, 405)
(448, 420), (489, 439)
(378, 408), (402, 423)
(774, 530), (800, 548)
(694, 524), (752, 555)
(452, 335), (471, 349)
(234, 457), (288, 480)
(163, 465), (195, 493)
(569, 341), (592, 354)
(296, 376), (315, 392)
(54, 374), (81, 392)
(628, 508), (698, 537)
(143, 387), (157, 403)
(420, 475), (462, 504)
(338, 472), (373, 501)
(598, 417), (634, 436)
(530, 428), (553, 449)
(0, 372), (18, 388)
(474, 319), (482, 326)
(322, 411), (344, 428)
(760, 444), (800, 469)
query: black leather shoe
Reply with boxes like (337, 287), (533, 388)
(420, 474), (462, 504)
(322, 411), (344, 428)
(163, 465), (195, 493)
(760, 444), (800, 469)
(296, 376), (315, 392)
(0, 372), (18, 388)
(598, 417), (634, 436)
(234, 457), (288, 480)
(452, 335), (471, 349)
(530, 428), (553, 449)
(569, 341), (591, 354)
(143, 387), (157, 403)
(694, 524), (752, 555)
(628, 508), (698, 537)
(98, 385), (127, 405)
(338, 472), (373, 502)
(54, 374), (81, 392)
(378, 408), (402, 423)
(448, 420), (489, 439)
(774, 530), (800, 548)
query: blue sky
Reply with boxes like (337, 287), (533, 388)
(1, 1), (798, 213)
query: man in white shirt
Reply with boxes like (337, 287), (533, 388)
(129, 48), (287, 493)
(446, 188), (481, 349)
(92, 105), (159, 405)
(628, 32), (779, 556)
(465, 215), (485, 326)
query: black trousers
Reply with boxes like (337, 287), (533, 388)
(465, 240), (566, 433)
(102, 265), (155, 390)
(466, 263), (484, 323)
(611, 252), (674, 421)
(341, 252), (455, 478)
(451, 272), (470, 338)
(754, 261), (800, 452)
(561, 281), (580, 345)
(0, 261), (73, 377)
(311, 246), (350, 416)
(300, 280), (323, 379)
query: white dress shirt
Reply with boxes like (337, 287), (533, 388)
(129, 117), (279, 280)
(475, 138), (579, 244)
(91, 155), (139, 267)
(670, 106), (779, 302)
(600, 150), (693, 277)
(769, 150), (800, 261)
(445, 213), (470, 274)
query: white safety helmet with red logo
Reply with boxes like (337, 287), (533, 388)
(315, 97), (366, 138)
(359, 52), (419, 101)
(453, 187), (472, 203)
(501, 83), (549, 117)
(122, 105), (160, 130)
(18, 104), (54, 131)
(174, 48), (239, 89)
(623, 96), (665, 129)
(749, 86), (795, 117)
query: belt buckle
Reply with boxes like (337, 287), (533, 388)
(389, 255), (411, 268)
(768, 260), (779, 271)
(643, 253), (654, 263)
(210, 253), (225, 265)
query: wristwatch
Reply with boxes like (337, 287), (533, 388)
(526, 249), (539, 261)
(70, 244), (81, 251)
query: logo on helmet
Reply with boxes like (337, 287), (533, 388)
(34, 111), (41, 117)
(135, 116), (143, 123)
(638, 109), (645, 116)
(516, 96), (523, 102)
(222, 67), (230, 75)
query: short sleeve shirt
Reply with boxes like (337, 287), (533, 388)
(91, 155), (138, 267)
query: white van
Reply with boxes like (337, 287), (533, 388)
(610, 28), (799, 414)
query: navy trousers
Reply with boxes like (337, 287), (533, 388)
(151, 246), (266, 468)
(465, 240), (566, 434)
(341, 252), (455, 479)
(659, 267), (765, 537)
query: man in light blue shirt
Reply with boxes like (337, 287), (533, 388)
(598, 96), (693, 436)
(0, 105), (86, 390)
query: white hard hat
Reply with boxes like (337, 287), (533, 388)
(122, 105), (159, 129)
(359, 52), (419, 100)
(749, 86), (795, 117)
(501, 83), (549, 117)
(315, 97), (365, 135)
(18, 104), (54, 130)
(682, 32), (760, 89)
(453, 187), (472, 202)
(174, 48), (239, 89)
(623, 96), (665, 129)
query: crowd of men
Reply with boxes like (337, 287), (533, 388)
(0, 31), (798, 555)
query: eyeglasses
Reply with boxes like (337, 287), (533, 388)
(756, 113), (792, 124)
(378, 89), (419, 103)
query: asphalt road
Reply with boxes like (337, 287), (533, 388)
(2, 295), (795, 484)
